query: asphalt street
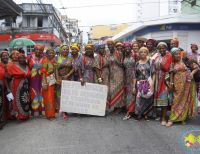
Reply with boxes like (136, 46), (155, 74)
(0, 114), (200, 154)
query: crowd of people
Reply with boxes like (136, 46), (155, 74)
(0, 37), (200, 130)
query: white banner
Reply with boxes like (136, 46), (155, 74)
(60, 81), (108, 116)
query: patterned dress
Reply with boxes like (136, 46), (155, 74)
(107, 51), (124, 109)
(80, 55), (96, 83)
(41, 57), (56, 119)
(94, 54), (109, 85)
(7, 63), (31, 120)
(71, 53), (82, 81)
(169, 62), (196, 122)
(123, 56), (136, 113)
(28, 54), (43, 112)
(56, 55), (73, 109)
(135, 60), (154, 116)
(0, 64), (5, 123)
(154, 52), (172, 107)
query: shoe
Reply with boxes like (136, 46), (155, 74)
(123, 115), (131, 120)
(144, 116), (150, 121)
(62, 113), (68, 120)
(166, 121), (173, 127)
(161, 121), (167, 126)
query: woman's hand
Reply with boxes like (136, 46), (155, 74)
(80, 78), (85, 86)
(132, 88), (136, 95)
(42, 83), (48, 90)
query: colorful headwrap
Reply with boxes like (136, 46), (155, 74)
(136, 37), (147, 42)
(146, 39), (157, 47)
(70, 44), (80, 51)
(98, 44), (105, 49)
(115, 42), (123, 47)
(34, 44), (45, 51)
(123, 42), (132, 48)
(46, 48), (55, 55)
(171, 38), (179, 46)
(157, 42), (168, 48)
(170, 47), (180, 55)
(191, 43), (198, 50)
(85, 44), (94, 50)
(139, 47), (149, 54)
(106, 39), (114, 45)
(59, 44), (69, 53)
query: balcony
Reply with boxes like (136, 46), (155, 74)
(0, 26), (54, 34)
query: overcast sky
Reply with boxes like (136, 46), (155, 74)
(13, 0), (169, 41)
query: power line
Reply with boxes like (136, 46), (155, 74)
(60, 0), (182, 9)
(78, 12), (200, 27)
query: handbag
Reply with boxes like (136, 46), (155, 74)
(137, 60), (154, 99)
(46, 73), (56, 86)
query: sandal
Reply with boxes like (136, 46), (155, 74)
(123, 115), (131, 120)
(161, 121), (167, 126)
(166, 121), (173, 127)
(62, 113), (68, 120)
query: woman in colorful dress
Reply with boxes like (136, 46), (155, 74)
(106, 39), (125, 113)
(154, 42), (172, 125)
(28, 44), (44, 117)
(115, 42), (124, 60)
(56, 44), (74, 120)
(132, 41), (139, 62)
(123, 42), (136, 120)
(41, 48), (57, 120)
(80, 44), (96, 84)
(71, 44), (82, 81)
(166, 48), (197, 127)
(7, 52), (31, 120)
(188, 43), (200, 105)
(94, 44), (109, 86)
(56, 44), (73, 116)
(134, 47), (154, 120)
(0, 59), (6, 129)
(0, 51), (11, 125)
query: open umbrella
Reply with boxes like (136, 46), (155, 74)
(9, 38), (35, 48)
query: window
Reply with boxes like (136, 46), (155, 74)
(27, 16), (30, 27)
(5, 18), (11, 26)
(37, 17), (43, 27)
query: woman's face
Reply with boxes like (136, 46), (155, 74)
(107, 44), (115, 52)
(146, 42), (154, 51)
(85, 49), (93, 57)
(71, 48), (78, 56)
(173, 52), (181, 62)
(1, 52), (9, 64)
(61, 47), (69, 57)
(12, 51), (19, 62)
(47, 51), (55, 60)
(158, 45), (167, 56)
(124, 46), (131, 55)
(99, 47), (105, 55)
(18, 55), (26, 65)
(191, 46), (198, 53)
(132, 43), (139, 52)
(139, 49), (148, 59)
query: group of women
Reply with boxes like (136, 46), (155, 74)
(0, 37), (199, 130)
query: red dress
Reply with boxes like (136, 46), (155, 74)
(8, 63), (31, 120)
(0, 63), (5, 123)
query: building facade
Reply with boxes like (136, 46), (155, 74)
(0, 3), (68, 54)
(113, 1), (200, 52)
